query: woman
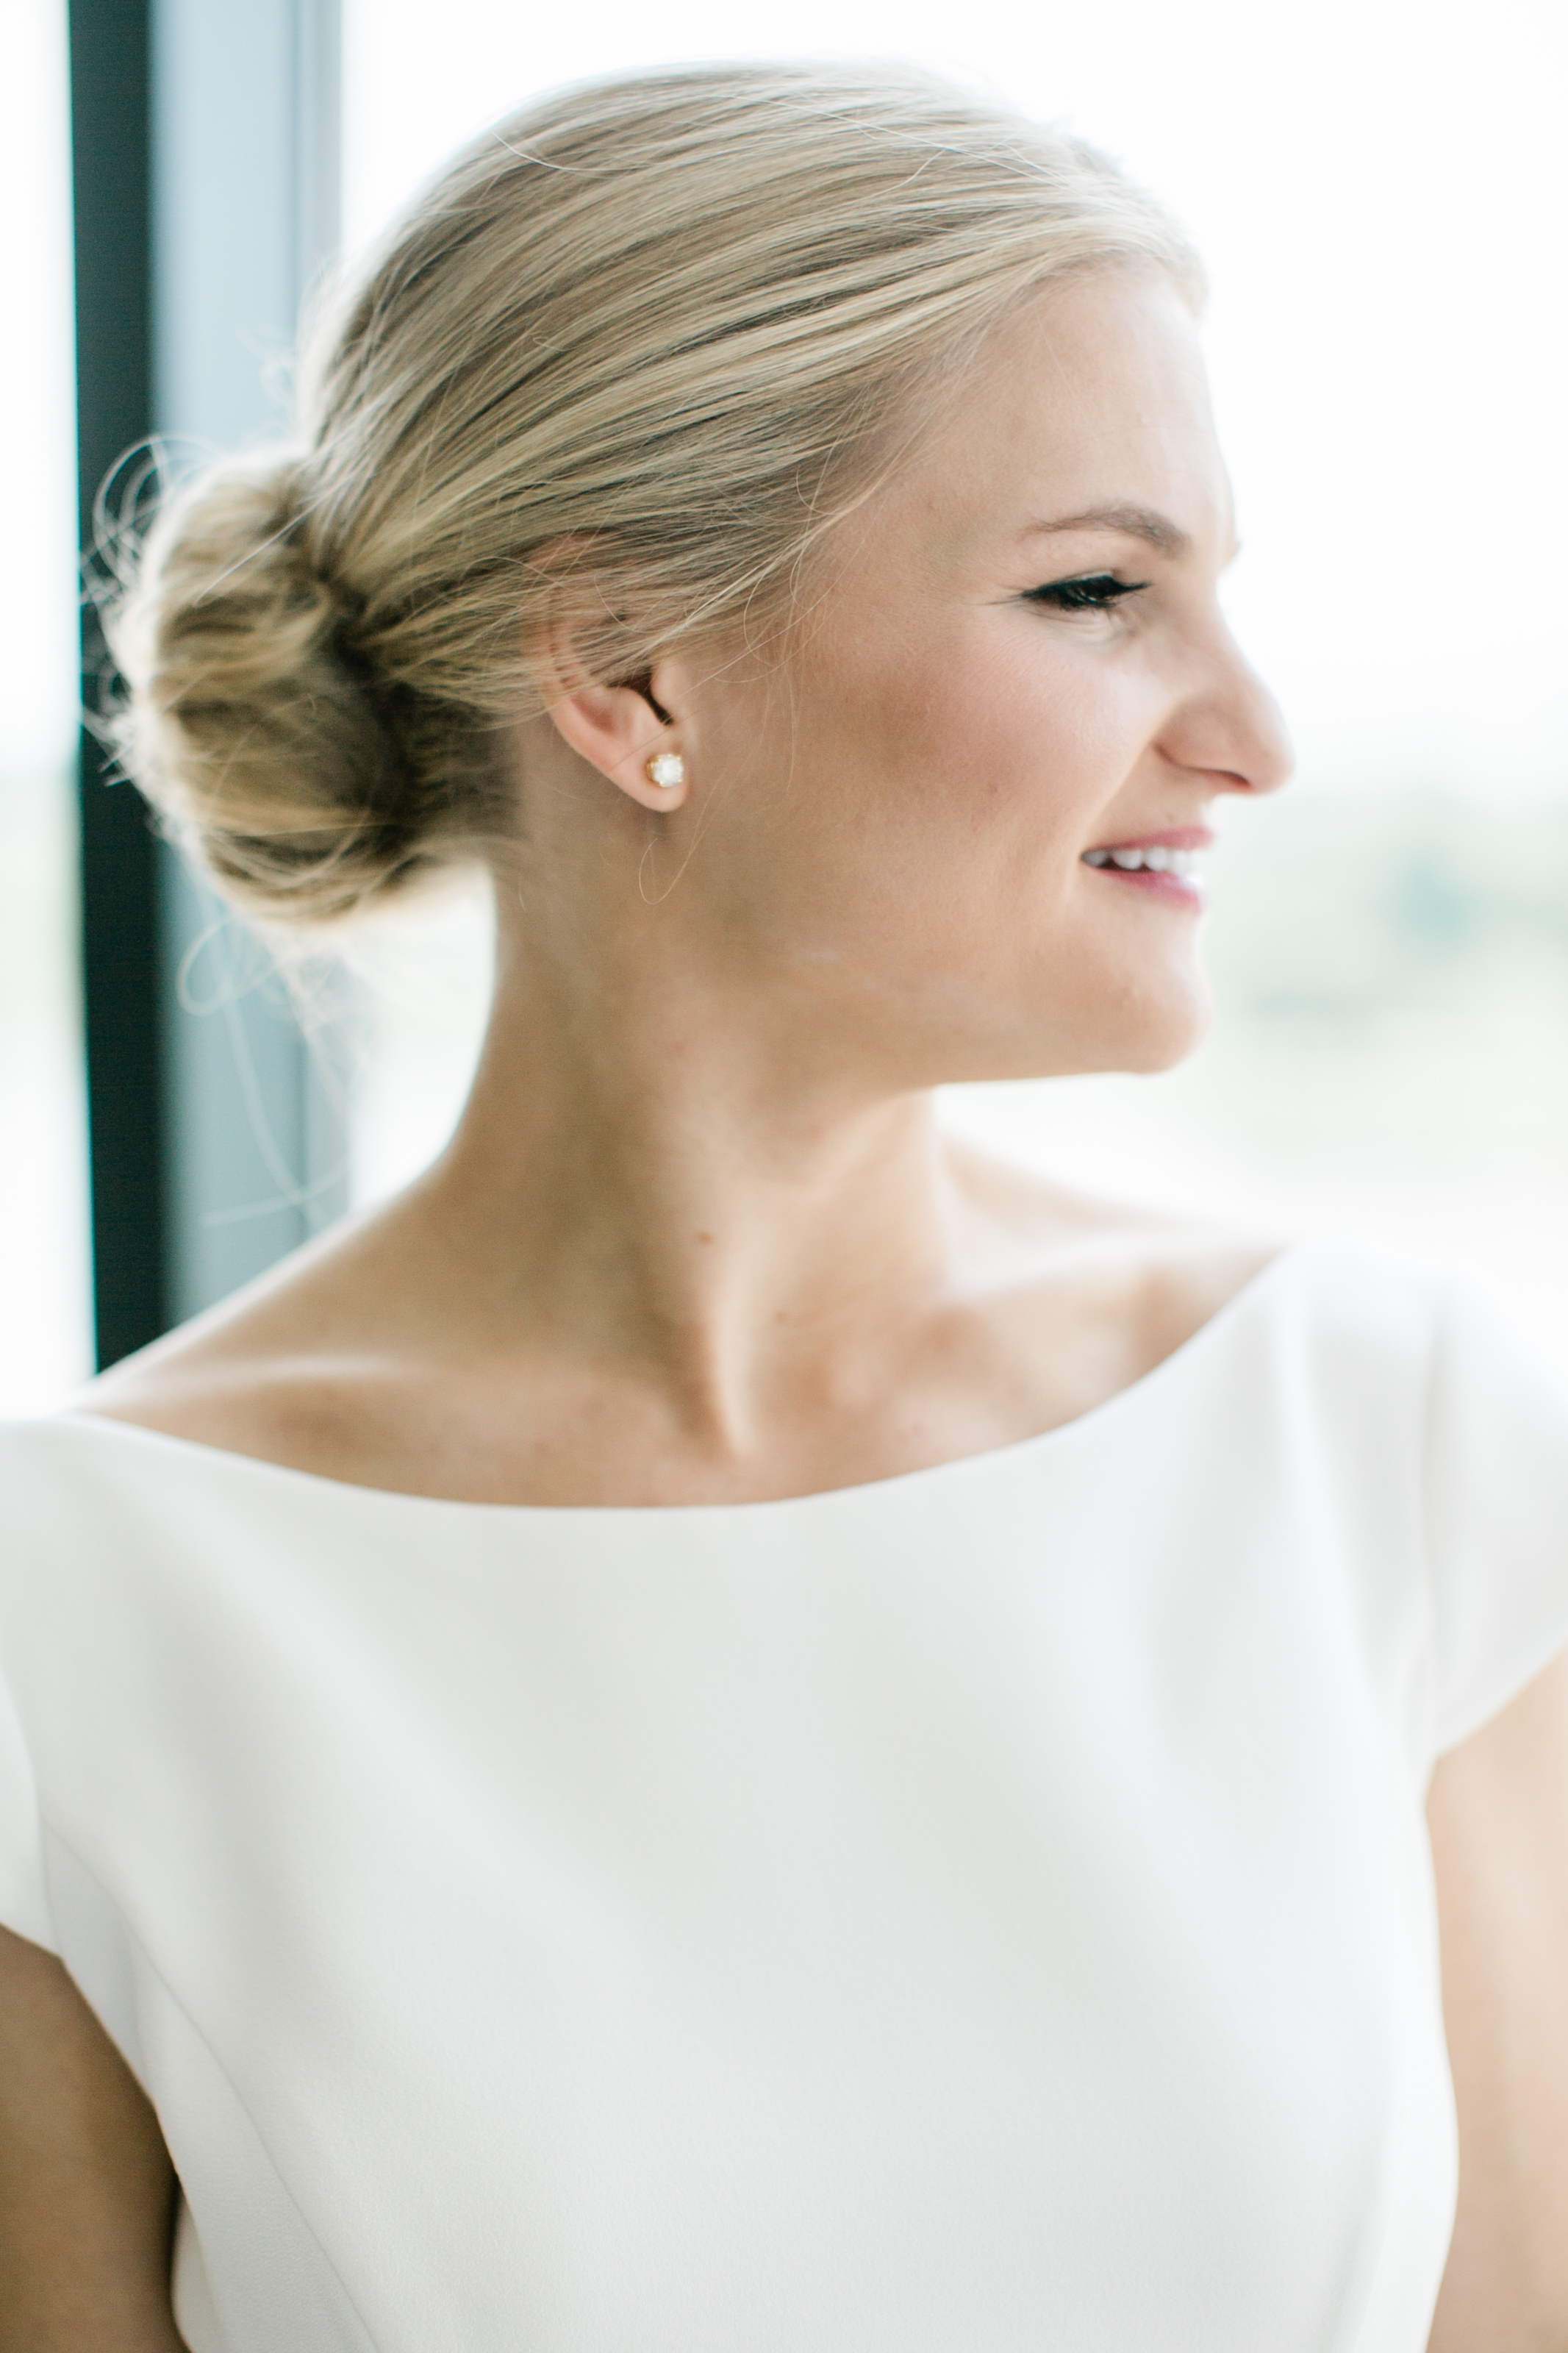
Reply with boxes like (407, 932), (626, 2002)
(2, 62), (1566, 2352)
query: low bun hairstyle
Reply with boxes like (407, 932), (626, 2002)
(102, 62), (1200, 929)
(107, 457), (453, 921)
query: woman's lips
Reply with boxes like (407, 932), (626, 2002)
(1079, 827), (1213, 908)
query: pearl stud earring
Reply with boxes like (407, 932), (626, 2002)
(646, 752), (685, 790)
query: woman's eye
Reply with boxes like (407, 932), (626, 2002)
(1024, 573), (1149, 614)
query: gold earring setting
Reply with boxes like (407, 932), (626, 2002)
(646, 752), (685, 790)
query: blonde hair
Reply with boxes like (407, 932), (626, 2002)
(102, 62), (1200, 927)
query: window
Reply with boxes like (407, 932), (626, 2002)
(0, 0), (92, 1416)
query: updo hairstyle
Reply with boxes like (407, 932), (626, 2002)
(101, 63), (1199, 927)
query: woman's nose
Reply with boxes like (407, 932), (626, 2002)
(1228, 661), (1295, 797)
(1162, 629), (1295, 799)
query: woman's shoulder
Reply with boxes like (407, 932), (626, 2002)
(46, 1194), (446, 1499)
(1188, 1230), (1568, 1758)
(960, 1149), (1447, 1378)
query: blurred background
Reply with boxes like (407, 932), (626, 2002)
(4, 0), (1565, 1416)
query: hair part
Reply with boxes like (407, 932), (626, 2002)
(101, 60), (1202, 929)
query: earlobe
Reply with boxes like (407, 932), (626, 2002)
(530, 628), (690, 810)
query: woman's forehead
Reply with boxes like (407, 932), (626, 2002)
(875, 287), (1230, 569)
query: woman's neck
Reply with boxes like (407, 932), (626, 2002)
(423, 924), (959, 1451)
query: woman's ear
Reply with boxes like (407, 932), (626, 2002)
(526, 600), (690, 812)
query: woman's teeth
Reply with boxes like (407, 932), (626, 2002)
(1082, 846), (1202, 876)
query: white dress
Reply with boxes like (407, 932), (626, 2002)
(3, 1240), (1567, 2353)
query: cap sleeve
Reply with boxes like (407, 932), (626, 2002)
(1424, 1280), (1568, 1754)
(0, 1430), (59, 1951)
(0, 1652), (55, 1952)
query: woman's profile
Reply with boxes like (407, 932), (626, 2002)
(1, 60), (1566, 2352)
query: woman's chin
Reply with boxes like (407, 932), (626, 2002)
(1115, 994), (1212, 1076)
(940, 1015), (1209, 1089)
(1021, 972), (1214, 1081)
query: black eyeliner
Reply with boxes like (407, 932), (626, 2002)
(1023, 573), (1150, 613)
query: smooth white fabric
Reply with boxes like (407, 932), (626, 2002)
(3, 1240), (1568, 2353)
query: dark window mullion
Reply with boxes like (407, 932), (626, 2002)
(69, 0), (166, 1368)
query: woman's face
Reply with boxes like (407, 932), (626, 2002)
(659, 265), (1295, 1085)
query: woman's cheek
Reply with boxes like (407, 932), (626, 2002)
(953, 655), (1134, 826)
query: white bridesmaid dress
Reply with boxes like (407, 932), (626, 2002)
(3, 1240), (1567, 2352)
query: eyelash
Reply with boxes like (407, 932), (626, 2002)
(1024, 573), (1150, 614)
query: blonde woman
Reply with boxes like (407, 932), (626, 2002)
(2, 63), (1566, 2353)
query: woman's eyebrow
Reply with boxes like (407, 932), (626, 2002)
(1022, 504), (1193, 557)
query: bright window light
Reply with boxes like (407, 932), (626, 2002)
(0, 0), (92, 1416)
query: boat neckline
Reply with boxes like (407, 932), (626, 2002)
(40, 1240), (1308, 1522)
